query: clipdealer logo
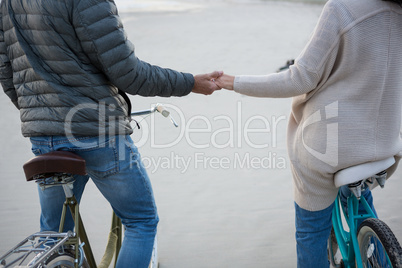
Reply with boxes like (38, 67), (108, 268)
(301, 101), (338, 167)
(63, 101), (290, 173)
(138, 151), (287, 174)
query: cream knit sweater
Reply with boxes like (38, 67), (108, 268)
(234, 0), (402, 211)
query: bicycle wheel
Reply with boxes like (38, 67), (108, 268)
(45, 250), (90, 268)
(357, 218), (402, 268)
(328, 227), (345, 268)
(45, 252), (75, 268)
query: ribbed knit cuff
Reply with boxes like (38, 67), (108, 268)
(233, 76), (242, 94)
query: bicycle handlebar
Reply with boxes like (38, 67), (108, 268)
(155, 104), (170, 118)
(131, 103), (178, 127)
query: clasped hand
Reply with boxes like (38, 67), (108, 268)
(192, 71), (235, 95)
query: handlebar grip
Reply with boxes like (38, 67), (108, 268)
(156, 104), (170, 117)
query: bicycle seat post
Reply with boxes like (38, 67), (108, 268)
(374, 170), (387, 188)
(348, 180), (364, 200)
(62, 180), (74, 198)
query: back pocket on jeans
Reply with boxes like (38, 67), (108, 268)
(74, 141), (119, 179)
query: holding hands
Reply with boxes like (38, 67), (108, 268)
(214, 74), (235, 91)
(192, 71), (223, 95)
(192, 71), (235, 95)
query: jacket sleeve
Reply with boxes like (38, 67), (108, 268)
(72, 0), (194, 97)
(0, 9), (19, 109)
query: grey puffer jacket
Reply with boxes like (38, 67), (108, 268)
(0, 0), (194, 137)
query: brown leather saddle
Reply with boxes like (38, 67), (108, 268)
(23, 151), (86, 181)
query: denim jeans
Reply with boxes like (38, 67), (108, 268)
(30, 135), (159, 268)
(295, 186), (376, 268)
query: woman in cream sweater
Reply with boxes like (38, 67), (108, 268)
(216, 0), (402, 266)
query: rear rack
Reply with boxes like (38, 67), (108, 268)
(0, 231), (74, 268)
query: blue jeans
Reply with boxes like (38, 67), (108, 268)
(295, 186), (376, 268)
(30, 135), (159, 268)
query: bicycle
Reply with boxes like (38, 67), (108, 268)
(327, 156), (402, 268)
(0, 103), (177, 268)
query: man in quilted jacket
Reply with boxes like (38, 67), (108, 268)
(0, 0), (221, 267)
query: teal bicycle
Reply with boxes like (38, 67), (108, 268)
(328, 156), (402, 268)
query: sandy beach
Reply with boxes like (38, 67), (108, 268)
(1, 1), (402, 267)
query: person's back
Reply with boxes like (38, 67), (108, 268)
(0, 0), (194, 137)
(217, 0), (402, 210)
(287, 0), (402, 209)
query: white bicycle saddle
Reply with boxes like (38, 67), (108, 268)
(334, 157), (395, 188)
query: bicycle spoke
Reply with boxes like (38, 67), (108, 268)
(364, 236), (391, 268)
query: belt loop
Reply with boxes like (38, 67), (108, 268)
(50, 136), (54, 150)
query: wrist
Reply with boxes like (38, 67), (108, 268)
(227, 75), (235, 90)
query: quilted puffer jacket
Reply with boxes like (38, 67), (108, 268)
(0, 0), (194, 137)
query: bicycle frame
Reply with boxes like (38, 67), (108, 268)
(332, 190), (378, 268)
(59, 188), (88, 268)
(57, 182), (122, 268)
